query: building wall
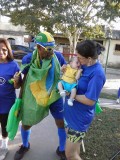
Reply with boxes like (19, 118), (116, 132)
(0, 15), (28, 46)
(55, 36), (120, 68)
(102, 39), (120, 68)
(0, 34), (25, 46)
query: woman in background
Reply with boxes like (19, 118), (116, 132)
(0, 38), (21, 159)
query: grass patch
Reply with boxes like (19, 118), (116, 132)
(100, 92), (117, 100)
(81, 108), (120, 160)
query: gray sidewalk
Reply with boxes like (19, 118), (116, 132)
(99, 68), (120, 109)
(101, 67), (120, 96)
(100, 98), (120, 109)
(5, 114), (59, 160)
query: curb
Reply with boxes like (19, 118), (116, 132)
(99, 98), (120, 109)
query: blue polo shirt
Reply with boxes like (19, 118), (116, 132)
(64, 62), (106, 132)
(22, 50), (66, 73)
(0, 60), (20, 113)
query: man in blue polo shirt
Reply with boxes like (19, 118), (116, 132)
(14, 31), (67, 160)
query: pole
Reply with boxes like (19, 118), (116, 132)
(105, 38), (111, 74)
(110, 150), (120, 160)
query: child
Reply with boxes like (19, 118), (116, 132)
(58, 56), (82, 106)
(116, 87), (120, 104)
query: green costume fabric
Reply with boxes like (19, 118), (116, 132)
(21, 49), (60, 126)
(95, 102), (103, 114)
(6, 98), (22, 140)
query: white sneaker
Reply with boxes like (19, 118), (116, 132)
(0, 148), (8, 160)
(68, 99), (73, 106)
(0, 138), (8, 149)
(60, 90), (66, 97)
(116, 99), (120, 104)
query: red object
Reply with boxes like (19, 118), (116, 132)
(62, 53), (77, 56)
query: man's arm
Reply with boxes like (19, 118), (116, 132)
(18, 74), (27, 98)
(54, 51), (66, 66)
(13, 72), (22, 89)
(60, 64), (67, 73)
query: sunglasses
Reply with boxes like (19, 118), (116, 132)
(38, 44), (54, 52)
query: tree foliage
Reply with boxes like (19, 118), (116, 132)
(1, 0), (120, 53)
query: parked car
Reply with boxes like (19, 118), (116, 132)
(11, 45), (34, 59)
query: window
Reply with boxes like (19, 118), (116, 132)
(114, 44), (120, 55)
(115, 44), (120, 51)
(7, 38), (15, 45)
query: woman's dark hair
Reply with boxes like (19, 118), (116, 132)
(96, 42), (105, 55)
(76, 40), (105, 59)
(0, 38), (14, 61)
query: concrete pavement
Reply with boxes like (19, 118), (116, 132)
(5, 114), (59, 160)
(100, 98), (120, 109)
(102, 68), (120, 96)
(98, 68), (120, 109)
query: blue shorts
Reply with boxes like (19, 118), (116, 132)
(61, 80), (77, 92)
(49, 98), (64, 120)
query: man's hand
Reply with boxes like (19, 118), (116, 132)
(13, 72), (21, 89)
(61, 64), (67, 73)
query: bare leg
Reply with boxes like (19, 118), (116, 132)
(55, 119), (65, 128)
(22, 125), (31, 130)
(58, 81), (66, 97)
(58, 81), (64, 93)
(70, 88), (77, 100)
(68, 88), (77, 106)
(66, 139), (82, 160)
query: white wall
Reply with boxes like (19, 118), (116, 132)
(0, 15), (28, 46)
(102, 39), (120, 67)
(0, 34), (29, 47)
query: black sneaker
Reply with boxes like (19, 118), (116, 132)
(14, 143), (30, 160)
(56, 146), (67, 160)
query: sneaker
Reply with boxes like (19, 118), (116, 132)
(0, 148), (8, 160)
(14, 143), (30, 160)
(56, 146), (67, 160)
(116, 99), (120, 104)
(60, 90), (66, 97)
(68, 99), (73, 106)
(0, 138), (8, 149)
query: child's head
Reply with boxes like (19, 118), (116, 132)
(69, 56), (80, 69)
